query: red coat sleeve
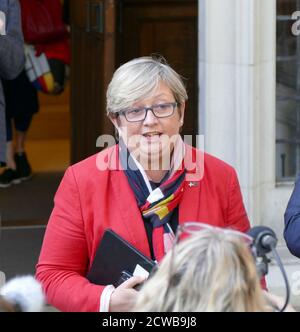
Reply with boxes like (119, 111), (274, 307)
(225, 167), (250, 233)
(225, 168), (267, 289)
(35, 167), (104, 312)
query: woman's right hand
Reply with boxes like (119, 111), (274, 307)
(109, 276), (145, 312)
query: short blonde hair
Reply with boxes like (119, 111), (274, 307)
(134, 228), (267, 312)
(106, 56), (188, 114)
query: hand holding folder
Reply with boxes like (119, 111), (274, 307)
(87, 229), (156, 288)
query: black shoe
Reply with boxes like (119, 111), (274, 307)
(0, 169), (21, 188)
(14, 152), (32, 180)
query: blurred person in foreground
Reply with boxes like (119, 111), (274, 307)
(134, 223), (295, 312)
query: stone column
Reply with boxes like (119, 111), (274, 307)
(199, 0), (276, 226)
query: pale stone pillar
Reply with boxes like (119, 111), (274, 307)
(199, 0), (300, 308)
(199, 0), (276, 227)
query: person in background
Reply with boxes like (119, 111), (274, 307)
(284, 174), (300, 257)
(0, 0), (70, 188)
(36, 56), (250, 312)
(0, 0), (25, 170)
(0, 0), (39, 188)
(134, 223), (295, 312)
(0, 70), (39, 188)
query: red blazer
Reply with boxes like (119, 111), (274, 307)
(36, 145), (250, 312)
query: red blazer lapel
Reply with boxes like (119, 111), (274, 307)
(110, 163), (151, 259)
(179, 180), (201, 225)
(179, 144), (204, 225)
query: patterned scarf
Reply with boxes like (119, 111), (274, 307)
(119, 139), (186, 262)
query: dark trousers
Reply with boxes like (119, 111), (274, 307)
(3, 70), (39, 141)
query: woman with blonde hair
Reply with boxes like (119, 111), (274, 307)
(134, 223), (292, 312)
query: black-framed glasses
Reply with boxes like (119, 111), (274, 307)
(118, 102), (178, 122)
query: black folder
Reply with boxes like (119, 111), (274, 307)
(87, 229), (156, 287)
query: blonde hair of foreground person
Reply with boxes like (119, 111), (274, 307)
(133, 228), (268, 312)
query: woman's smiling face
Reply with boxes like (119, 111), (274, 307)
(111, 81), (185, 167)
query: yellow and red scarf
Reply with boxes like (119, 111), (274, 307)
(119, 139), (186, 262)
